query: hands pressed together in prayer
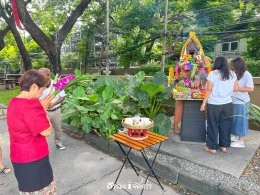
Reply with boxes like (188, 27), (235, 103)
(40, 95), (52, 110)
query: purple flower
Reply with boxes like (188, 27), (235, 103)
(53, 75), (76, 91)
(184, 77), (191, 86)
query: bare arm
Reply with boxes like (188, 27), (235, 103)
(40, 117), (52, 137)
(49, 96), (65, 108)
(233, 80), (239, 92)
(200, 81), (212, 111)
(238, 87), (254, 92)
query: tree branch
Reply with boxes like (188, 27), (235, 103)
(16, 0), (53, 54)
(57, 0), (92, 46)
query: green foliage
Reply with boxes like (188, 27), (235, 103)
(62, 70), (173, 138)
(249, 103), (260, 127)
(0, 87), (20, 106)
(136, 62), (174, 76)
(0, 33), (20, 72)
(246, 36), (260, 60)
(246, 60), (260, 77)
(62, 53), (80, 70)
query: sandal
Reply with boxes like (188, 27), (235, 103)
(220, 147), (227, 153)
(203, 146), (217, 154)
(0, 166), (11, 174)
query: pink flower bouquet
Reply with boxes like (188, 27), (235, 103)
(51, 75), (76, 97)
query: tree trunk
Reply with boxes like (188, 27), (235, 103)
(145, 39), (155, 53)
(161, 0), (168, 73)
(0, 5), (32, 71)
(0, 27), (10, 51)
(47, 50), (61, 75)
(105, 0), (110, 75)
(11, 24), (32, 71)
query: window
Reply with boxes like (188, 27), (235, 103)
(222, 43), (229, 52)
(221, 41), (239, 52)
(231, 42), (238, 51)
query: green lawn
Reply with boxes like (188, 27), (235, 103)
(0, 87), (20, 106)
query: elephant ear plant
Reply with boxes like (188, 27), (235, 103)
(249, 103), (260, 126)
(62, 70), (140, 138)
(126, 71), (174, 135)
(62, 70), (174, 138)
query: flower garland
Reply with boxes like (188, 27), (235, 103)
(11, 0), (24, 30)
(180, 32), (204, 59)
(168, 67), (174, 86)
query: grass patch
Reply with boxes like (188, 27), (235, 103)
(0, 87), (20, 106)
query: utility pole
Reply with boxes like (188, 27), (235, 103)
(105, 0), (110, 75)
(161, 0), (168, 73)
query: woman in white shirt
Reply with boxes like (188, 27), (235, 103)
(200, 56), (238, 154)
(230, 57), (254, 148)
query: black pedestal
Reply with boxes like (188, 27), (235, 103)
(180, 100), (206, 142)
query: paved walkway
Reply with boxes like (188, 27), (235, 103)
(160, 130), (260, 178)
(0, 117), (182, 195)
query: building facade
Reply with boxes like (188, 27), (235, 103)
(215, 38), (247, 60)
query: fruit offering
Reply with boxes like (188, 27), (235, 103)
(192, 91), (205, 99)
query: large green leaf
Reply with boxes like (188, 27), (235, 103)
(249, 103), (260, 126)
(81, 115), (92, 124)
(140, 83), (164, 99)
(111, 113), (119, 120)
(152, 113), (172, 136)
(86, 94), (99, 102)
(75, 105), (89, 113)
(150, 71), (167, 85)
(71, 117), (81, 127)
(102, 85), (114, 102)
(82, 123), (91, 133)
(64, 98), (80, 106)
(74, 69), (81, 76)
(135, 71), (145, 83)
(72, 86), (85, 97)
(100, 109), (111, 120)
(133, 89), (150, 108)
(62, 109), (78, 120)
(65, 74), (95, 90)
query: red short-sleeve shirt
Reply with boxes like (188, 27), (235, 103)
(7, 98), (50, 163)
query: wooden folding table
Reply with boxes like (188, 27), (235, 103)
(109, 131), (168, 194)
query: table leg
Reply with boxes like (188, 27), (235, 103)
(140, 142), (164, 194)
(110, 145), (138, 191)
(116, 141), (139, 176)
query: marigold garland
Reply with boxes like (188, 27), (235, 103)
(168, 67), (174, 86)
(180, 32), (204, 59)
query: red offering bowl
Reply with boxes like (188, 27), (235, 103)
(121, 118), (154, 141)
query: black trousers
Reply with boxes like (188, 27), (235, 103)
(206, 103), (233, 150)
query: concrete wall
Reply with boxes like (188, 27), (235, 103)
(215, 38), (247, 59)
(251, 77), (260, 106)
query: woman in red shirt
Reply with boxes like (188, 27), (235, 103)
(7, 69), (56, 194)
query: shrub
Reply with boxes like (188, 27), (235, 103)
(246, 60), (260, 77)
(62, 70), (173, 138)
(136, 62), (176, 76)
